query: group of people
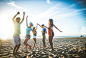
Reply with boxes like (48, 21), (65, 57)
(12, 12), (62, 54)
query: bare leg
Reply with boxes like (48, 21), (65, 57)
(33, 38), (36, 47)
(43, 40), (46, 47)
(25, 44), (31, 50)
(25, 45), (28, 51)
(23, 38), (32, 51)
(42, 35), (46, 47)
(15, 44), (21, 53)
(51, 36), (54, 51)
(49, 36), (54, 51)
(13, 45), (17, 54)
(25, 43), (32, 48)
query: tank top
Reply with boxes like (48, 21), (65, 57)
(34, 31), (37, 36)
(48, 27), (53, 36)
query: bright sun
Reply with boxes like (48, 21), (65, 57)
(0, 13), (14, 40)
(1, 25), (14, 40)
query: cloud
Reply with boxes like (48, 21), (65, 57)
(70, 1), (83, 7)
(47, 0), (52, 4)
(54, 8), (86, 20)
(74, 20), (86, 26)
(7, 1), (32, 11)
(74, 23), (78, 26)
(82, 21), (86, 22)
(31, 2), (85, 22)
(9, 0), (12, 1)
(70, 3), (76, 7)
(77, 1), (84, 4)
(0, 2), (2, 4)
(80, 26), (86, 34)
(31, 3), (61, 20)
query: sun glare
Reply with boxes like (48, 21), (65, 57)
(1, 35), (8, 40)
(0, 13), (14, 40)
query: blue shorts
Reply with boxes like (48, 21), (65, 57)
(25, 35), (30, 39)
(13, 35), (21, 45)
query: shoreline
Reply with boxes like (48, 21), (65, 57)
(0, 37), (86, 40)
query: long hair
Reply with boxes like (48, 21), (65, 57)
(49, 19), (53, 27)
(33, 27), (35, 30)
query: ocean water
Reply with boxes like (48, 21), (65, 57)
(7, 36), (81, 39)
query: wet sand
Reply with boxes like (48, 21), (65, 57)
(0, 37), (86, 58)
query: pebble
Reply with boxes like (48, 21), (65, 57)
(0, 37), (86, 58)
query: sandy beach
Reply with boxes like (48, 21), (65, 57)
(0, 37), (86, 58)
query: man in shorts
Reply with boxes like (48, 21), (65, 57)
(12, 12), (25, 54)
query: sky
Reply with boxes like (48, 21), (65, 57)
(0, 0), (86, 39)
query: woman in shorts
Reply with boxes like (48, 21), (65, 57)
(32, 27), (37, 48)
(23, 16), (33, 52)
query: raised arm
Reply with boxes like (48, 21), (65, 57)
(37, 23), (49, 29)
(44, 26), (48, 29)
(35, 25), (38, 30)
(12, 12), (19, 23)
(21, 12), (25, 23)
(53, 24), (62, 32)
(37, 23), (42, 28)
(26, 16), (28, 26)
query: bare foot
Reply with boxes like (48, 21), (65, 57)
(50, 49), (54, 52)
(44, 45), (46, 47)
(33, 45), (35, 48)
(13, 51), (16, 55)
(16, 51), (21, 54)
(43, 45), (46, 48)
(24, 51), (29, 53)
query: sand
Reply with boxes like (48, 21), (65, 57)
(0, 37), (86, 58)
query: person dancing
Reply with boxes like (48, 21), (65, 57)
(37, 19), (62, 51)
(23, 16), (33, 52)
(32, 27), (37, 48)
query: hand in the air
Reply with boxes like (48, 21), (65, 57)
(17, 12), (20, 15)
(23, 12), (25, 15)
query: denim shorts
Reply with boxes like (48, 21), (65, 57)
(25, 35), (30, 39)
(13, 35), (21, 45)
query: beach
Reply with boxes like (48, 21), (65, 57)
(0, 37), (86, 58)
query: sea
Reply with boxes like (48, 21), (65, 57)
(6, 35), (84, 39)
